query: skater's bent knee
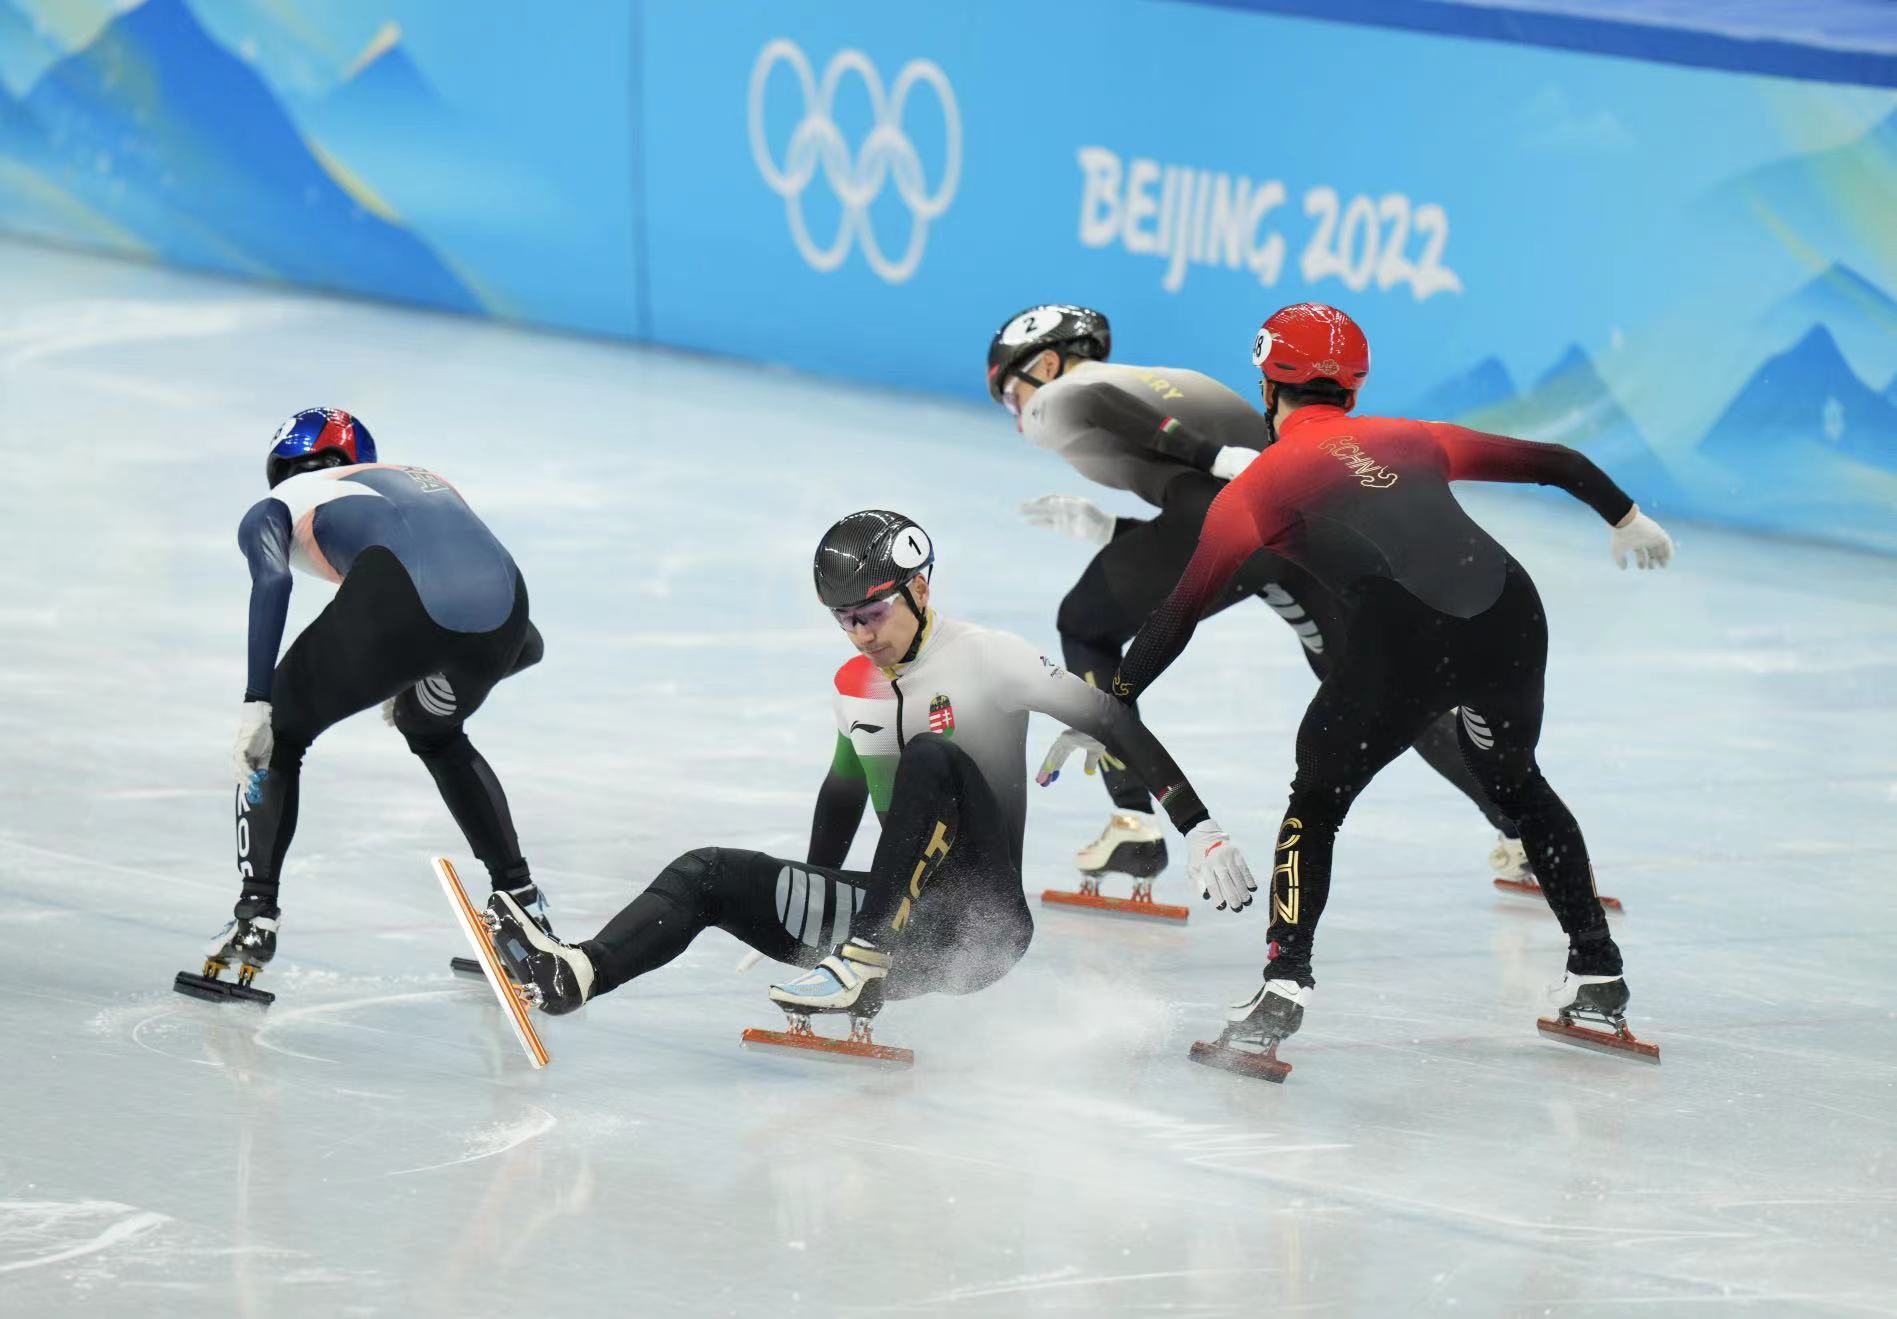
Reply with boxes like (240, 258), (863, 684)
(649, 847), (726, 899)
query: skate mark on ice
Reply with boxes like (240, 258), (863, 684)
(0, 837), (227, 898)
(0, 1200), (169, 1275)
(386, 1106), (557, 1177)
(854, 1264), (1280, 1309)
(130, 1008), (224, 1068)
(253, 988), (465, 1065)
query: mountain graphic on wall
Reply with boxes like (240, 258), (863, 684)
(0, 0), (62, 96)
(1700, 110), (1897, 297)
(1459, 345), (1682, 508)
(1405, 355), (1516, 422)
(329, 23), (440, 122)
(9, 0), (476, 311)
(1699, 324), (1897, 474)
(1761, 262), (1897, 387)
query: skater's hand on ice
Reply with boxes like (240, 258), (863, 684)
(1210, 446), (1261, 482)
(1186, 819), (1256, 912)
(1036, 728), (1125, 786)
(380, 695), (399, 727)
(1610, 507), (1673, 570)
(1019, 495), (1114, 547)
(232, 701), (273, 787)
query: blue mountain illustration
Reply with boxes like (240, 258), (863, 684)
(1761, 262), (1897, 386)
(332, 27), (439, 120)
(0, 0), (61, 96)
(1405, 355), (1515, 421)
(307, 25), (457, 169)
(13, 0), (476, 311)
(1701, 109), (1897, 298)
(1463, 344), (1682, 508)
(1700, 324), (1897, 473)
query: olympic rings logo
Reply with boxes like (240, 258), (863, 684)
(747, 39), (961, 284)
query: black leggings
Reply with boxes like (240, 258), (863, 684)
(238, 546), (542, 900)
(1264, 561), (1618, 982)
(1058, 476), (1511, 832)
(582, 736), (1031, 1001)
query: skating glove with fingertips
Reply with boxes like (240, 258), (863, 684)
(1610, 507), (1674, 570)
(1186, 820), (1256, 912)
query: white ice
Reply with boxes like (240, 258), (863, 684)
(2, 242), (1894, 1316)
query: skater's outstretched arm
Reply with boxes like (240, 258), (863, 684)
(237, 498), (294, 702)
(1113, 477), (1287, 701)
(1016, 640), (1256, 911)
(1424, 421), (1631, 522)
(809, 735), (870, 869)
(1034, 375), (1259, 481)
(1423, 422), (1673, 568)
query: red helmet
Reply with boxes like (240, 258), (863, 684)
(1252, 303), (1370, 388)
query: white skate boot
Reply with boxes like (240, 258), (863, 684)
(1042, 812), (1186, 920)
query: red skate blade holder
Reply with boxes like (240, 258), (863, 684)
(741, 1020), (915, 1069)
(1493, 876), (1623, 912)
(1040, 888), (1190, 922)
(1536, 1016), (1660, 1063)
(1188, 1039), (1292, 1083)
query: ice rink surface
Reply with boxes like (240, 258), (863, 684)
(2, 241), (1895, 1317)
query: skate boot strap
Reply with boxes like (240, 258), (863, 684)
(838, 940), (891, 971)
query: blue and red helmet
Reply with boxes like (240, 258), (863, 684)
(266, 408), (377, 488)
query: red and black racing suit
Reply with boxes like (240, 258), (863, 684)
(1116, 405), (1636, 983)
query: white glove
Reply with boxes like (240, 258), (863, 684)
(1610, 507), (1674, 570)
(1186, 819), (1256, 912)
(1210, 446), (1261, 482)
(381, 695), (399, 727)
(1035, 728), (1125, 786)
(233, 701), (273, 787)
(1019, 494), (1114, 547)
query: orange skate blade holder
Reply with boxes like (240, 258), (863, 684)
(1536, 1015), (1660, 1063)
(1041, 876), (1189, 923)
(1493, 876), (1623, 911)
(1188, 1038), (1292, 1083)
(435, 856), (550, 1070)
(741, 1014), (915, 1069)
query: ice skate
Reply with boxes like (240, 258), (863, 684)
(1490, 833), (1623, 910)
(1537, 970), (1659, 1062)
(434, 856), (549, 1069)
(1041, 812), (1188, 922)
(1188, 977), (1312, 1083)
(484, 888), (593, 1015)
(745, 939), (913, 1067)
(172, 895), (280, 1007)
(451, 880), (552, 980)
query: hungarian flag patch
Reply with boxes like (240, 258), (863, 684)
(927, 693), (955, 736)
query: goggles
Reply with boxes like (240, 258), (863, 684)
(829, 591), (905, 631)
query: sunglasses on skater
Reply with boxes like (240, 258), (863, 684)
(829, 592), (905, 631)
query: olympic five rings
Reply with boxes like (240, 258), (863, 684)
(747, 39), (962, 285)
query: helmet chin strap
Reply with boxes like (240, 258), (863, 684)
(895, 573), (930, 664)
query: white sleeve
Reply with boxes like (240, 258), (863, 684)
(987, 631), (1126, 742)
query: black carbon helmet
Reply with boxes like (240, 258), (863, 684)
(813, 510), (935, 613)
(985, 304), (1110, 403)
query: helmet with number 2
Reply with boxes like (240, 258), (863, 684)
(986, 304), (1111, 405)
(1252, 303), (1370, 389)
